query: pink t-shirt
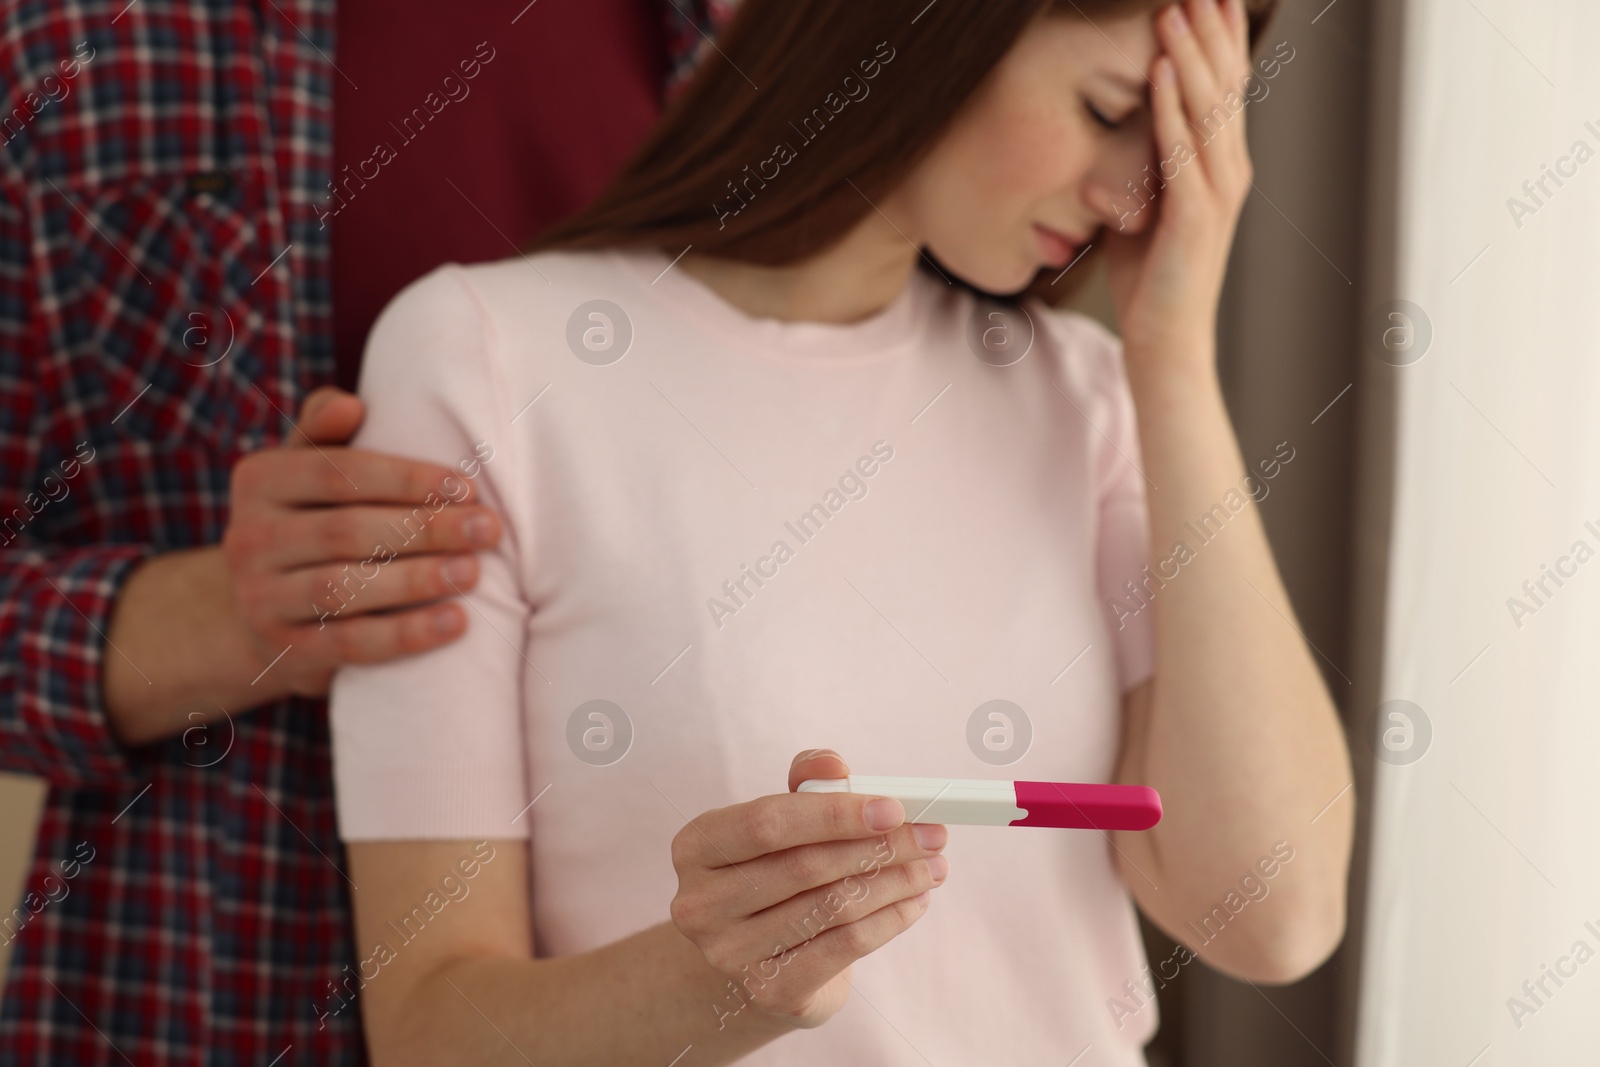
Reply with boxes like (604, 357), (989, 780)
(329, 247), (1160, 1064)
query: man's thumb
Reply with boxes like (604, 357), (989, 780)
(291, 386), (364, 447)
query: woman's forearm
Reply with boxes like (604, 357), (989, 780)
(377, 919), (793, 1067)
(1112, 343), (1355, 982)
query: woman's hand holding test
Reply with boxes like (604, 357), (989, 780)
(670, 749), (950, 1031)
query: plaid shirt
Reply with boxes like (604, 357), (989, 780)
(0, 1), (719, 1063)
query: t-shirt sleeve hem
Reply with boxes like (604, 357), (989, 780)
(1116, 614), (1157, 693)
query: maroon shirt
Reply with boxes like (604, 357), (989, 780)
(330, 0), (670, 390)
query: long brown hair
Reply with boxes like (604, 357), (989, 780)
(532, 0), (1279, 306)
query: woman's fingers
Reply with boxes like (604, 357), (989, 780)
(1186, 0), (1254, 189)
(731, 846), (947, 962)
(675, 789), (905, 871)
(695, 820), (947, 921)
(694, 852), (944, 1005)
(738, 881), (935, 1007)
(670, 753), (950, 1027)
(1226, 0), (1251, 63)
(1157, 4), (1223, 141)
(1153, 0), (1254, 206)
(1188, 0), (1248, 91)
(1148, 57), (1191, 194)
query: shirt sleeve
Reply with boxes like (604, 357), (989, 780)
(0, 153), (148, 786)
(1070, 313), (1157, 693)
(328, 265), (533, 842)
(0, 546), (153, 785)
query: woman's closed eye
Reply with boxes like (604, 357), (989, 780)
(1082, 95), (1135, 131)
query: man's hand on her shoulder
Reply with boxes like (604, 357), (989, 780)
(103, 387), (503, 744)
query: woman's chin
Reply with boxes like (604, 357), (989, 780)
(943, 258), (1042, 299)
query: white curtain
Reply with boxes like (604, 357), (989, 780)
(1356, 0), (1600, 1061)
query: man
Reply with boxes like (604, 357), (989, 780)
(0, 0), (721, 1061)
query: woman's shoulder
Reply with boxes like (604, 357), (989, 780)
(1019, 298), (1129, 406)
(1028, 300), (1123, 365)
(363, 247), (654, 378)
(442, 246), (655, 320)
(372, 247), (644, 336)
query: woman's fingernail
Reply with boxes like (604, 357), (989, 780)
(926, 855), (949, 884)
(865, 798), (904, 831)
(1167, 5), (1190, 34)
(914, 890), (932, 907)
(464, 514), (496, 545)
(442, 557), (474, 586)
(912, 823), (947, 851)
(433, 606), (463, 634)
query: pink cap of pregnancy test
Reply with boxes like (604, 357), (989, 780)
(1010, 781), (1162, 830)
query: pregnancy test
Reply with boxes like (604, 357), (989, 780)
(796, 775), (1162, 831)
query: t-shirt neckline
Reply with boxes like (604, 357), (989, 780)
(608, 245), (932, 363)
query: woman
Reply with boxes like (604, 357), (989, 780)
(327, 0), (1354, 1063)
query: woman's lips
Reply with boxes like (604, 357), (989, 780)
(1033, 223), (1081, 269)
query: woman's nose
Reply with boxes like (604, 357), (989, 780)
(1087, 138), (1160, 235)
(1087, 181), (1154, 235)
